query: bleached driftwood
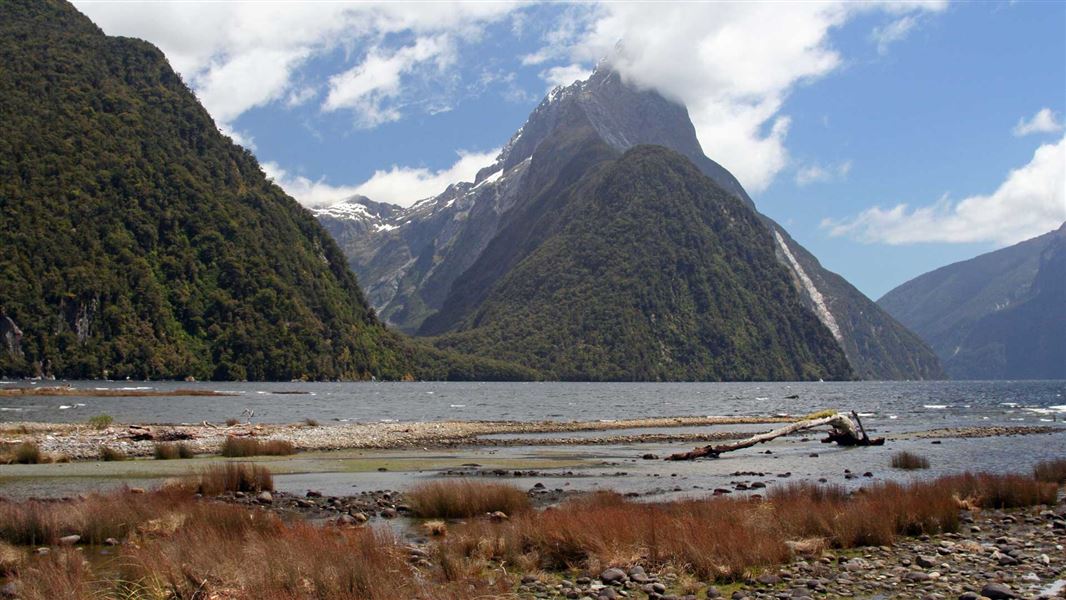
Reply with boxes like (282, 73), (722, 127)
(666, 411), (883, 460)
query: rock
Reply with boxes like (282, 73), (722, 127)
(757, 574), (781, 585)
(351, 512), (369, 523)
(642, 453), (659, 460)
(104, 537), (119, 546)
(58, 534), (80, 545)
(957, 593), (981, 600)
(488, 511), (509, 522)
(0, 582), (17, 598)
(380, 507), (398, 519)
(917, 555), (938, 568)
(129, 487), (145, 494)
(705, 587), (721, 598)
(336, 514), (356, 526)
(33, 547), (49, 556)
(980, 583), (1017, 600)
(306, 490), (323, 498)
(600, 568), (628, 585)
(256, 491), (273, 504)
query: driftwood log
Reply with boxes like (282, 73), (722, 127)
(666, 411), (883, 460)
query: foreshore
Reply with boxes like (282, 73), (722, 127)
(1, 414), (1062, 461)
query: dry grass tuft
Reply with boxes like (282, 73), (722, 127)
(891, 450), (930, 470)
(98, 446), (126, 461)
(0, 541), (23, 576)
(3, 441), (45, 464)
(196, 463), (274, 495)
(1034, 458), (1066, 483)
(153, 442), (194, 460)
(220, 436), (295, 457)
(407, 480), (531, 519)
(225, 417), (241, 426)
(422, 520), (448, 536)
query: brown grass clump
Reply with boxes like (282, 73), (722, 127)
(1034, 458), (1066, 483)
(225, 417), (241, 426)
(0, 487), (195, 546)
(196, 463), (274, 495)
(422, 520), (448, 536)
(153, 442), (194, 460)
(940, 472), (1058, 509)
(220, 436), (295, 457)
(11, 492), (509, 600)
(407, 480), (531, 519)
(441, 472), (1056, 583)
(0, 541), (23, 576)
(891, 450), (930, 470)
(4, 441), (45, 464)
(98, 446), (126, 461)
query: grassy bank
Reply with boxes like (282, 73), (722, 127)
(0, 465), (1058, 599)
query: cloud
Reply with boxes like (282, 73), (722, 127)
(1013, 108), (1064, 137)
(262, 162), (365, 208)
(541, 64), (593, 89)
(796, 160), (852, 186)
(353, 149), (499, 205)
(871, 15), (918, 55)
(323, 36), (456, 127)
(529, 2), (946, 193)
(75, 2), (522, 137)
(264, 149), (499, 207)
(823, 136), (1066, 245)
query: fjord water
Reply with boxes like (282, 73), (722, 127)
(1, 380), (1064, 430)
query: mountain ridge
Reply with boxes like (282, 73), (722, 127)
(317, 65), (942, 381)
(0, 0), (535, 382)
(879, 223), (1066, 379)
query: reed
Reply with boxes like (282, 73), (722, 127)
(153, 442), (194, 460)
(406, 480), (531, 519)
(891, 450), (930, 470)
(220, 436), (295, 457)
(197, 463), (274, 495)
(1033, 458), (1066, 483)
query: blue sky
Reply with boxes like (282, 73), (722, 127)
(77, 1), (1065, 299)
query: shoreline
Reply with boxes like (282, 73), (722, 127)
(1, 414), (1062, 462)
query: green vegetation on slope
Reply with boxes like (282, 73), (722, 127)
(0, 0), (535, 382)
(434, 144), (853, 381)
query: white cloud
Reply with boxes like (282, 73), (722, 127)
(353, 149), (499, 206)
(796, 160), (852, 186)
(1013, 108), (1064, 137)
(75, 2), (522, 136)
(530, 2), (946, 193)
(871, 15), (918, 55)
(262, 162), (364, 208)
(323, 36), (455, 127)
(823, 136), (1066, 245)
(264, 149), (498, 207)
(541, 64), (593, 89)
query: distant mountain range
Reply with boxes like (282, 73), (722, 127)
(879, 224), (1065, 380)
(316, 67), (943, 381)
(0, 0), (533, 381)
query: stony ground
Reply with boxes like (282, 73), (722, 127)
(2, 417), (1060, 461)
(481, 502), (1065, 600)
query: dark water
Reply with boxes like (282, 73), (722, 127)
(1, 380), (1064, 428)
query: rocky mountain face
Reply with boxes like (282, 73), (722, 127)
(316, 65), (943, 380)
(879, 224), (1066, 379)
(0, 0), (534, 382)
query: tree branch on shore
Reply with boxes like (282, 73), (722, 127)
(666, 411), (884, 460)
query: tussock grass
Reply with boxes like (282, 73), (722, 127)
(407, 480), (531, 519)
(98, 446), (126, 461)
(9, 490), (507, 600)
(1034, 458), (1066, 483)
(440, 472), (1056, 582)
(891, 450), (930, 470)
(1, 441), (46, 465)
(0, 541), (22, 576)
(220, 436), (295, 457)
(196, 463), (274, 495)
(153, 442), (194, 460)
